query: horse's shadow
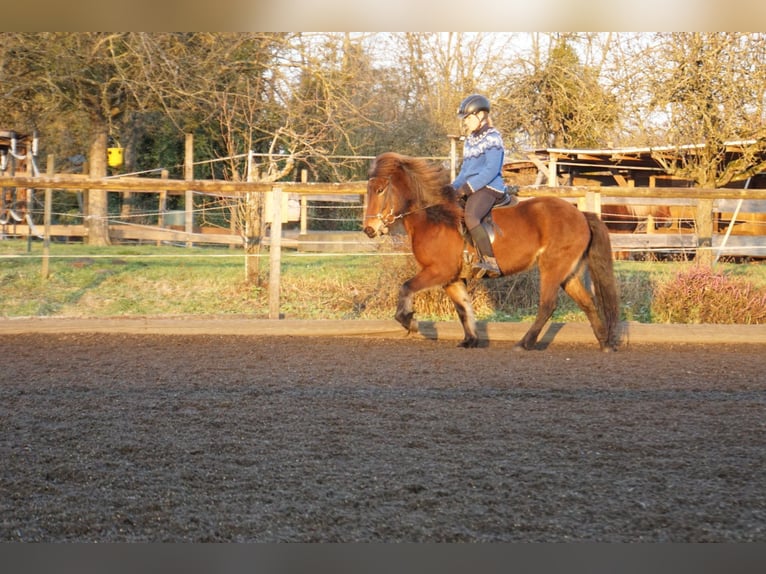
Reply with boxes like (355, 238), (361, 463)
(417, 320), (564, 350)
(416, 320), (471, 343)
(536, 322), (564, 350)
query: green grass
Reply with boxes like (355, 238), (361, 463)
(2, 239), (765, 323)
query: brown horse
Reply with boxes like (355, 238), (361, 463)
(601, 203), (675, 260)
(601, 203), (673, 233)
(363, 152), (620, 351)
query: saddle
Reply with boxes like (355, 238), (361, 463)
(493, 188), (518, 209)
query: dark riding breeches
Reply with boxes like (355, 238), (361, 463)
(464, 186), (504, 230)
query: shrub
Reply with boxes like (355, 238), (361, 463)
(651, 266), (766, 324)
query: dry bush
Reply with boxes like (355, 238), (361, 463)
(354, 255), (469, 320)
(651, 266), (766, 324)
(353, 254), (573, 321)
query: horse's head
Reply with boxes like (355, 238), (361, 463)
(363, 152), (454, 238)
(363, 175), (393, 237)
(363, 153), (411, 238)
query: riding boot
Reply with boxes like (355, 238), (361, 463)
(469, 225), (502, 278)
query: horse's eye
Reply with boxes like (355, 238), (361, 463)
(376, 187), (385, 194)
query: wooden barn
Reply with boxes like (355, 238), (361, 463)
(503, 140), (766, 240)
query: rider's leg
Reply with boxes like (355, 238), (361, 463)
(465, 189), (502, 277)
(468, 224), (501, 277)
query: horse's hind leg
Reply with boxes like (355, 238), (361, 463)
(515, 278), (559, 351)
(443, 279), (479, 348)
(562, 270), (611, 351)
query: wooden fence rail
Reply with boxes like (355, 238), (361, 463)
(5, 174), (766, 198)
(2, 175), (766, 259)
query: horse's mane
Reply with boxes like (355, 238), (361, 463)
(369, 152), (461, 226)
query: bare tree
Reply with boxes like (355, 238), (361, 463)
(498, 33), (619, 151)
(0, 33), (136, 245)
(125, 33), (383, 183)
(123, 33), (389, 281)
(383, 33), (522, 156)
(5, 32), (766, 246)
(639, 33), (766, 187)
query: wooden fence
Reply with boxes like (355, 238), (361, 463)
(4, 173), (765, 318)
(2, 174), (766, 259)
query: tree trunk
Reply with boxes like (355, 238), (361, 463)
(87, 130), (111, 246)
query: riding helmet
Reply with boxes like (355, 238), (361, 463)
(457, 94), (491, 119)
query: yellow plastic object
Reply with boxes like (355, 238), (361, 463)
(107, 147), (124, 168)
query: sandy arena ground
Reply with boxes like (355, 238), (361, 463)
(1, 318), (764, 541)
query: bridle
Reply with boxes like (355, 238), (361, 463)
(367, 175), (437, 227)
(367, 176), (404, 228)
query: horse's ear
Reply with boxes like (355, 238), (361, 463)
(396, 154), (412, 174)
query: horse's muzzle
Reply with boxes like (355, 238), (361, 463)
(363, 219), (389, 238)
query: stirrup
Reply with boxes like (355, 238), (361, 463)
(473, 257), (501, 279)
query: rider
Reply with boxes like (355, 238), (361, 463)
(451, 94), (511, 278)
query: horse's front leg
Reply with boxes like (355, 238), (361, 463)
(443, 279), (479, 348)
(395, 281), (418, 335)
(394, 262), (457, 338)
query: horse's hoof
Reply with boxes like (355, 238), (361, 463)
(457, 337), (479, 348)
(395, 312), (415, 333)
(512, 343), (528, 352)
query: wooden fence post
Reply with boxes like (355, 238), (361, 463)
(548, 156), (558, 187)
(269, 186), (282, 319)
(244, 150), (259, 283)
(157, 169), (168, 247)
(449, 135), (459, 181)
(184, 134), (194, 247)
(41, 155), (54, 280)
(300, 169), (308, 236)
(696, 198), (714, 266)
(579, 190), (601, 215)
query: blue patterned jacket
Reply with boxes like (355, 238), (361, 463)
(451, 126), (507, 194)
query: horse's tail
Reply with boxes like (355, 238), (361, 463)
(584, 212), (621, 348)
